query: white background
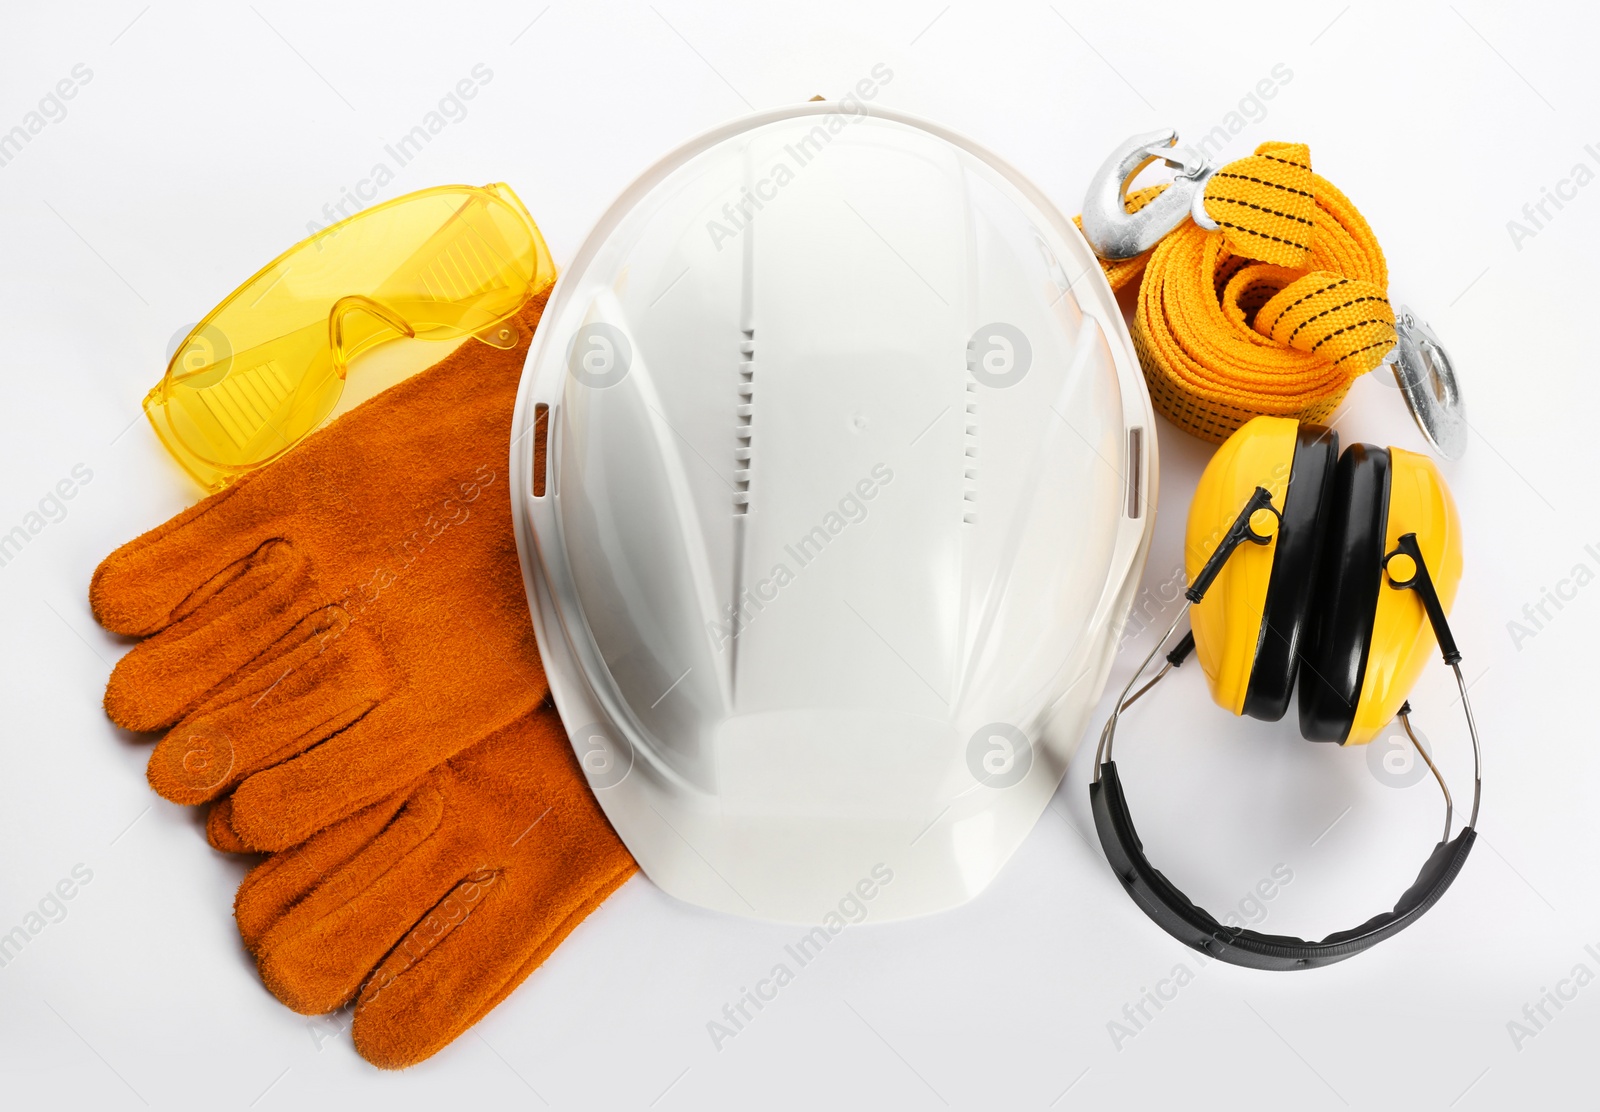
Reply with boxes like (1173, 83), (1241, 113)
(2, 1), (1596, 1108)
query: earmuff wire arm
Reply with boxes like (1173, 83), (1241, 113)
(1106, 632), (1197, 734)
(1120, 631), (1196, 715)
(1398, 704), (1453, 844)
(1452, 662), (1484, 829)
(1123, 663), (1173, 711)
(1094, 603), (1192, 780)
(1098, 486), (1276, 779)
(1383, 534), (1482, 831)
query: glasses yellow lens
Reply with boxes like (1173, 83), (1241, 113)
(146, 184), (554, 490)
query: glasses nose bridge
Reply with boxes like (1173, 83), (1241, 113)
(328, 295), (416, 377)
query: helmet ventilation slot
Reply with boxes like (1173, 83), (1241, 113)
(734, 329), (755, 514)
(532, 402), (550, 498)
(963, 381), (978, 524)
(1125, 426), (1143, 519)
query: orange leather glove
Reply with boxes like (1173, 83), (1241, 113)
(92, 296), (550, 850)
(221, 700), (636, 1069)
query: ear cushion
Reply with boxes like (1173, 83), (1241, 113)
(1241, 423), (1338, 722)
(1298, 444), (1391, 743)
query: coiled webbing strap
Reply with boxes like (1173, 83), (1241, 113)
(1081, 142), (1394, 443)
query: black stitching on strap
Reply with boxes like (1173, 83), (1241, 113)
(1311, 318), (1389, 354)
(1210, 171), (1314, 199)
(1208, 195), (1317, 227)
(1214, 219), (1310, 253)
(1259, 151), (1311, 171)
(1333, 337), (1394, 366)
(1260, 278), (1349, 335)
(1286, 296), (1385, 346)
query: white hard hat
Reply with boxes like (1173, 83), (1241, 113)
(510, 102), (1155, 923)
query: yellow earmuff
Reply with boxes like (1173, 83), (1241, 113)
(1184, 416), (1298, 714)
(1349, 448), (1462, 743)
(1185, 416), (1463, 745)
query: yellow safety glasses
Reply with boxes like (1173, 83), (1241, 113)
(146, 183), (555, 490)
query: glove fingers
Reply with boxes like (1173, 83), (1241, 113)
(205, 798), (250, 853)
(146, 611), (390, 805)
(227, 693), (538, 852)
(253, 781), (456, 1013)
(351, 850), (636, 1069)
(234, 785), (415, 951)
(248, 722), (608, 1017)
(276, 708), (637, 1066)
(103, 540), (314, 731)
(90, 484), (282, 636)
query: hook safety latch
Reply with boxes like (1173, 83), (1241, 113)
(1081, 129), (1220, 261)
(1382, 307), (1468, 461)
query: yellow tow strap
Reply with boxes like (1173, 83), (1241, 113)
(1084, 142), (1394, 443)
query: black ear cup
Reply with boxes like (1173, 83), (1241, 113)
(1297, 443), (1392, 743)
(1242, 424), (1339, 722)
